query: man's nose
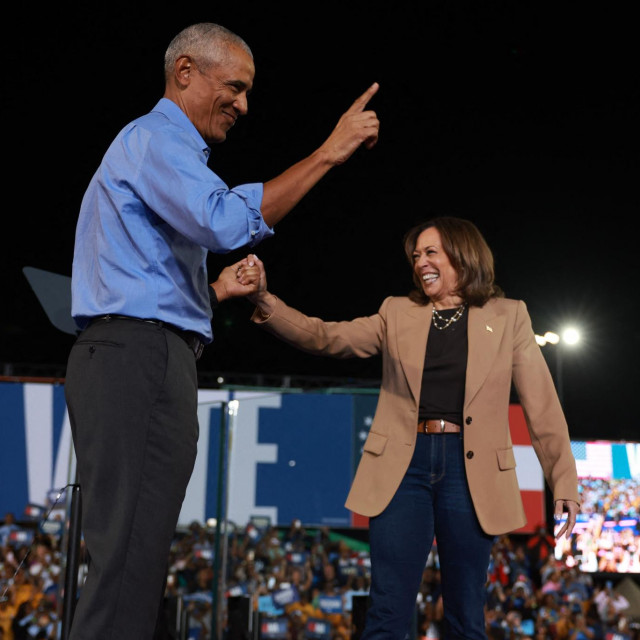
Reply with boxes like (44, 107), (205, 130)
(234, 93), (249, 116)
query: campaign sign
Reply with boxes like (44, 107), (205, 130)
(193, 545), (213, 561)
(337, 558), (359, 578)
(182, 592), (213, 606)
(272, 585), (299, 607)
(258, 595), (284, 617)
(305, 618), (332, 639)
(8, 529), (34, 547)
(24, 503), (46, 520)
(286, 551), (308, 565)
(40, 519), (63, 536)
(260, 617), (289, 639)
(317, 595), (343, 614)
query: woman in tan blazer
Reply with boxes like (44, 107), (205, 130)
(239, 216), (580, 640)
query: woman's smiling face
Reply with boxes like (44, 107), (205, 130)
(412, 226), (462, 308)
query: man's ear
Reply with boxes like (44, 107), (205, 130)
(175, 55), (194, 87)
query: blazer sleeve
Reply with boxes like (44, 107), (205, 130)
(250, 296), (392, 359)
(511, 300), (580, 504)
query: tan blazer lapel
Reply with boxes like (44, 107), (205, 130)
(396, 302), (431, 405)
(465, 303), (505, 408)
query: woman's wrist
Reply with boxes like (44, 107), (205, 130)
(250, 291), (277, 319)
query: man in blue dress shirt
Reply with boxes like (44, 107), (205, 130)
(64, 22), (379, 640)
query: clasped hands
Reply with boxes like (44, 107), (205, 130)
(210, 253), (267, 305)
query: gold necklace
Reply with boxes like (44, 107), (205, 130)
(432, 303), (466, 330)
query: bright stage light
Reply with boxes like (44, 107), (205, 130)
(562, 327), (580, 345)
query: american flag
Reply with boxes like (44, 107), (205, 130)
(571, 440), (640, 480)
(509, 404), (546, 534)
(571, 441), (613, 479)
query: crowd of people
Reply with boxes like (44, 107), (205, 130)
(554, 477), (640, 574)
(1, 512), (638, 640)
(0, 512), (60, 639)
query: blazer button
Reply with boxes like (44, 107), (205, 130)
(465, 416), (472, 425)
(466, 451), (474, 459)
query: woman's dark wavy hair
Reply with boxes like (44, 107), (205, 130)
(403, 216), (504, 307)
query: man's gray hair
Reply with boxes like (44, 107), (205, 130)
(164, 23), (252, 78)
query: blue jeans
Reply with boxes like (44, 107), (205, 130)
(361, 433), (495, 640)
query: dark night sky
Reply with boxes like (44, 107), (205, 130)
(2, 2), (638, 441)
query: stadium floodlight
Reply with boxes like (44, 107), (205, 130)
(562, 327), (580, 346)
(534, 325), (582, 408)
(544, 331), (560, 345)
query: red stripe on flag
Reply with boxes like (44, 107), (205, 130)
(351, 512), (369, 528)
(509, 404), (531, 446)
(510, 404), (547, 532)
(514, 489), (547, 534)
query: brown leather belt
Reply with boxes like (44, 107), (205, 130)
(418, 419), (461, 434)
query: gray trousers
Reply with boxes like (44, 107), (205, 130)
(65, 317), (199, 640)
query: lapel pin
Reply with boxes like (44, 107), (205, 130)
(486, 325), (493, 332)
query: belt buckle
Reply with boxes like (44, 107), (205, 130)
(194, 339), (204, 360)
(440, 419), (445, 433)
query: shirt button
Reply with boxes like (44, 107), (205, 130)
(466, 451), (474, 459)
(251, 230), (257, 236)
(465, 416), (472, 425)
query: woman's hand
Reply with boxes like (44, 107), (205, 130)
(554, 499), (580, 539)
(241, 254), (277, 319)
(238, 254), (267, 299)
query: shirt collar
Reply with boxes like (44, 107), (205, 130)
(151, 98), (210, 156)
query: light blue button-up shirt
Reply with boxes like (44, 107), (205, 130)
(71, 98), (274, 343)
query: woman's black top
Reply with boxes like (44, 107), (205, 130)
(418, 306), (468, 427)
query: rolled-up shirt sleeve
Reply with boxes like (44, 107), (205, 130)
(127, 124), (273, 251)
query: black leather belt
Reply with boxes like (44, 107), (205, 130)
(90, 314), (204, 360)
